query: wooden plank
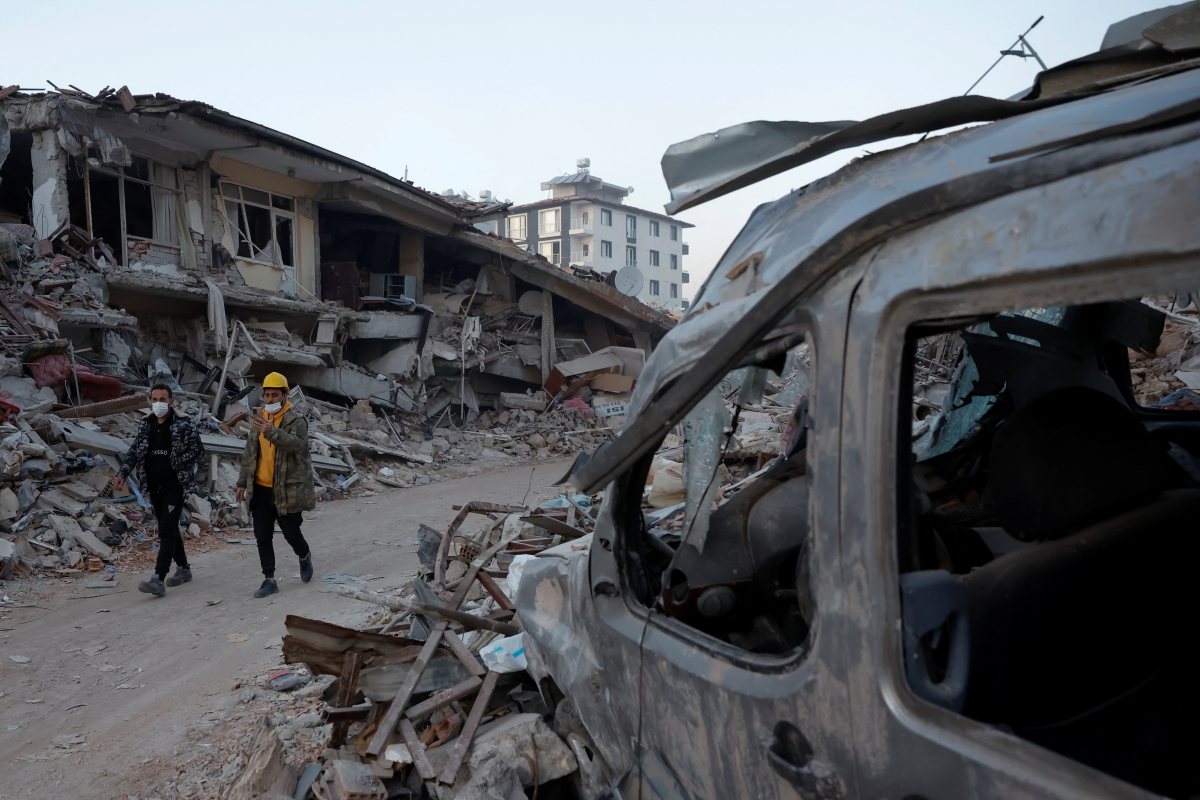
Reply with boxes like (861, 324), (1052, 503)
(329, 651), (362, 747)
(442, 631), (486, 677)
(438, 671), (501, 786)
(404, 675), (482, 722)
(399, 718), (437, 781)
(335, 586), (520, 636)
(476, 571), (516, 612)
(366, 619), (448, 757)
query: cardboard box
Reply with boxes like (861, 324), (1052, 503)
(544, 346), (646, 396)
(592, 392), (632, 420)
(590, 373), (636, 394)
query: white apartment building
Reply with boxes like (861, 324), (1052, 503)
(498, 160), (694, 310)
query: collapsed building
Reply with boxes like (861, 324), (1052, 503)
(0, 84), (673, 425)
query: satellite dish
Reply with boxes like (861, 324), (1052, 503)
(615, 266), (644, 297)
(518, 290), (544, 316)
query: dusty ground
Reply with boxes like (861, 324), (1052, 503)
(0, 457), (571, 800)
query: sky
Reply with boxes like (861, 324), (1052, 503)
(4, 0), (1172, 299)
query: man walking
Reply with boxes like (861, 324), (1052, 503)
(115, 384), (205, 597)
(236, 372), (315, 598)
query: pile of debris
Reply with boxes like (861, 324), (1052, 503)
(212, 496), (599, 799)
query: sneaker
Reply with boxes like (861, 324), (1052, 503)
(138, 575), (166, 597)
(254, 579), (279, 598)
(165, 567), (192, 587)
(299, 554), (313, 583)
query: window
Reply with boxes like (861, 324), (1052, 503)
(102, 155), (181, 250)
(507, 214), (527, 239)
(601, 208), (612, 226)
(220, 181), (295, 266)
(601, 240), (613, 258)
(670, 283), (678, 299)
(670, 224), (678, 241)
(626, 214), (637, 242)
(582, 243), (590, 257)
(648, 279), (660, 296)
(626, 245), (637, 266)
(539, 240), (561, 264)
(670, 254), (679, 270)
(649, 220), (660, 237)
(539, 208), (561, 236)
(898, 290), (1200, 796)
(649, 250), (660, 267)
(614, 327), (814, 657)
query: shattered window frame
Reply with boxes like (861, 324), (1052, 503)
(91, 155), (183, 251)
(612, 328), (817, 666)
(506, 214), (527, 240)
(219, 181), (296, 268)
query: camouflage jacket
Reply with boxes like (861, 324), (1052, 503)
(117, 412), (206, 494)
(237, 409), (315, 515)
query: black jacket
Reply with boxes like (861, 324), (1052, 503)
(117, 411), (206, 494)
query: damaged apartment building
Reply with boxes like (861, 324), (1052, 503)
(0, 85), (673, 422)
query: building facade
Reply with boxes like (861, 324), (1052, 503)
(499, 161), (693, 310)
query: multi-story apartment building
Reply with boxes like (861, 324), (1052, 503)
(499, 160), (693, 310)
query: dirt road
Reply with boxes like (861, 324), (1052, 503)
(0, 458), (570, 799)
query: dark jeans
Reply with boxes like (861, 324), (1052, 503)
(251, 485), (309, 579)
(149, 482), (188, 579)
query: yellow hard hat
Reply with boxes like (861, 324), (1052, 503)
(263, 372), (289, 390)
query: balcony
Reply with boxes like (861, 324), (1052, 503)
(682, 271), (690, 284)
(569, 217), (592, 233)
(569, 250), (591, 265)
(682, 242), (689, 255)
(539, 220), (561, 236)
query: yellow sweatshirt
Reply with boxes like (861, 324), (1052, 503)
(254, 402), (292, 487)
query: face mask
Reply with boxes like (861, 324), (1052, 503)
(152, 402), (170, 417)
(264, 402), (283, 414)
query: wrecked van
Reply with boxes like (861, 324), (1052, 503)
(516, 5), (1200, 800)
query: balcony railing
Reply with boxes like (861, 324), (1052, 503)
(681, 242), (689, 255)
(569, 217), (591, 233)
(569, 250), (591, 264)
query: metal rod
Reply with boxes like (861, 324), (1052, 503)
(963, 16), (1044, 96)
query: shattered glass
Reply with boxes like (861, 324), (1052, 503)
(680, 383), (731, 552)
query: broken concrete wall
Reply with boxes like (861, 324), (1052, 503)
(30, 129), (68, 239)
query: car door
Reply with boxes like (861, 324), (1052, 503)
(838, 131), (1200, 799)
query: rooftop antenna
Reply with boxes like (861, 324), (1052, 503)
(964, 16), (1045, 96)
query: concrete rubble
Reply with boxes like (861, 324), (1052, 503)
(0, 82), (673, 602)
(126, 496), (603, 800)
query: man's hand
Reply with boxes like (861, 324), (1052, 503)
(113, 475), (126, 492)
(236, 487), (245, 503)
(250, 415), (275, 433)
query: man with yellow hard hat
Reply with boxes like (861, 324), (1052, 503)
(236, 372), (315, 598)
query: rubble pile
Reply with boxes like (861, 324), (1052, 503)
(202, 496), (599, 799)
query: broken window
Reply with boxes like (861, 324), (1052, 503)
(898, 291), (1200, 798)
(506, 214), (527, 239)
(617, 331), (815, 659)
(220, 182), (295, 267)
(648, 279), (659, 296)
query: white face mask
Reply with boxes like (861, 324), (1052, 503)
(152, 401), (170, 417)
(264, 402), (283, 414)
